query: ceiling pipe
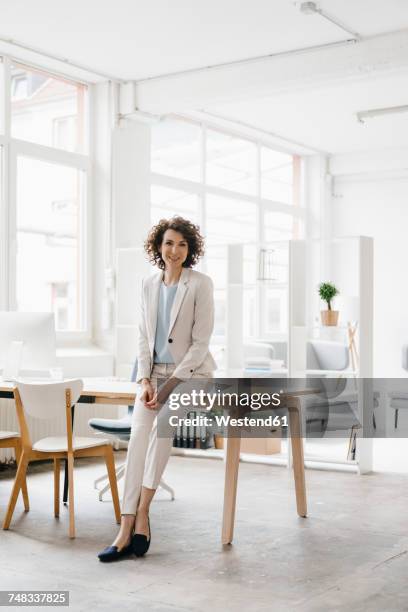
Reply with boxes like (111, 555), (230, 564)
(298, 2), (361, 41)
(134, 38), (357, 84)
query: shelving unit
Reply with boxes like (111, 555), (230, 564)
(305, 236), (374, 473)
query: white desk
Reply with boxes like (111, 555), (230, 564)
(0, 377), (310, 544)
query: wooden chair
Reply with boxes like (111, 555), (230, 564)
(0, 431), (29, 513)
(2, 379), (121, 538)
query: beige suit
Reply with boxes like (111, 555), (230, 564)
(136, 267), (217, 382)
(121, 267), (216, 515)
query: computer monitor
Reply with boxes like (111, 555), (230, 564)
(0, 312), (57, 376)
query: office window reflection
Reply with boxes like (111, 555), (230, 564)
(16, 157), (85, 330)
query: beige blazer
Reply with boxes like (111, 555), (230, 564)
(136, 267), (217, 382)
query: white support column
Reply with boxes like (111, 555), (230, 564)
(288, 240), (307, 378)
(358, 237), (374, 379)
(112, 120), (151, 249)
(357, 236), (374, 474)
(111, 119), (152, 374)
(225, 244), (244, 372)
(91, 81), (116, 349)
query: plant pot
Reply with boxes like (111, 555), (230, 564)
(320, 310), (339, 326)
(214, 434), (224, 450)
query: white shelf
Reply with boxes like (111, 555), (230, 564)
(171, 446), (358, 472)
(311, 324), (356, 330)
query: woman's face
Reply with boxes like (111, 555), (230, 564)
(160, 229), (188, 269)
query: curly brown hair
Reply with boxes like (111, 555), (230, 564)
(144, 216), (205, 270)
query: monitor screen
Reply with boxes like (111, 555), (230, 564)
(0, 312), (57, 372)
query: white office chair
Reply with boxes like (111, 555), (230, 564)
(0, 431), (29, 514)
(91, 421), (175, 502)
(3, 379), (121, 538)
(306, 340), (350, 372)
(243, 341), (284, 373)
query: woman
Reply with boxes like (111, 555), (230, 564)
(98, 216), (216, 562)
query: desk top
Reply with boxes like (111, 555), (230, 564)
(0, 377), (318, 406)
(0, 377), (137, 403)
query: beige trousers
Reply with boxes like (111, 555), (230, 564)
(121, 363), (211, 515)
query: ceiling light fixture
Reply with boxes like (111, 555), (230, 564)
(356, 104), (408, 124)
(298, 2), (361, 41)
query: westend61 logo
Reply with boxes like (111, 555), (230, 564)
(168, 389), (282, 411)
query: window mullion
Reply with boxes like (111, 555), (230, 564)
(3, 57), (11, 140)
(10, 138), (90, 171)
(7, 142), (17, 310)
(200, 123), (207, 273)
(255, 142), (262, 339)
(0, 58), (11, 309)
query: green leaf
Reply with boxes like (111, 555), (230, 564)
(318, 282), (339, 309)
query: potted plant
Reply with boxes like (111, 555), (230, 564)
(319, 282), (339, 326)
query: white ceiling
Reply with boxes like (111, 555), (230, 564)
(206, 71), (408, 154)
(0, 0), (407, 80)
(0, 0), (407, 153)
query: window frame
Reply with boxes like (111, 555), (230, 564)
(0, 55), (92, 343)
(52, 114), (78, 151)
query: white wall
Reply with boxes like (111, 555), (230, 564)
(329, 149), (408, 376)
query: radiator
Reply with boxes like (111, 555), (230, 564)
(0, 398), (121, 463)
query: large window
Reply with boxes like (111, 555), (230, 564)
(151, 117), (304, 341)
(11, 63), (87, 153)
(261, 148), (294, 203)
(0, 57), (90, 334)
(16, 158), (85, 330)
(150, 185), (200, 225)
(206, 130), (257, 195)
(205, 195), (257, 246)
(0, 145), (4, 311)
(151, 118), (201, 182)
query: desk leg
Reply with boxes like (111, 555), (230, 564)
(222, 435), (241, 545)
(63, 405), (75, 504)
(287, 397), (307, 518)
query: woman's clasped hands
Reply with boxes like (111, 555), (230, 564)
(139, 377), (181, 410)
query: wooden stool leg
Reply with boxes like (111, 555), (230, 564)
(288, 397), (307, 518)
(3, 452), (29, 530)
(222, 435), (241, 545)
(15, 442), (29, 512)
(67, 453), (75, 538)
(54, 459), (60, 517)
(104, 446), (121, 524)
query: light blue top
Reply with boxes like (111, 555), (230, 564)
(153, 282), (178, 363)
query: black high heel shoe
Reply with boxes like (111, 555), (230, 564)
(97, 541), (133, 563)
(131, 516), (151, 557)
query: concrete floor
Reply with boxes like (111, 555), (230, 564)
(1, 453), (408, 612)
